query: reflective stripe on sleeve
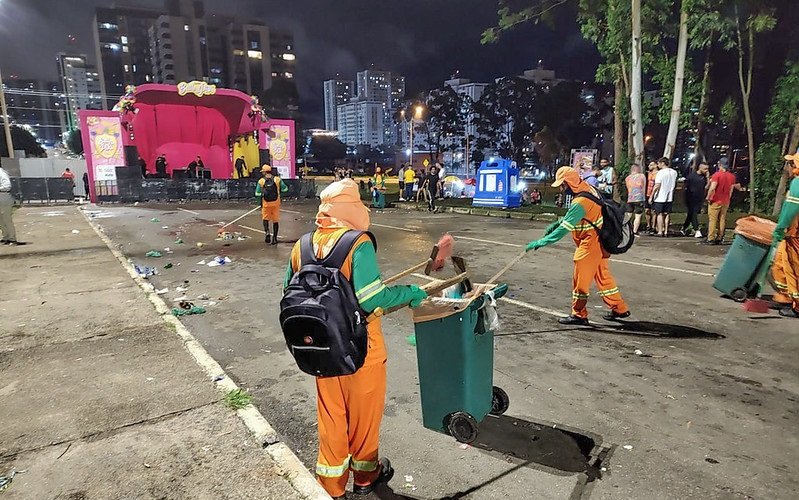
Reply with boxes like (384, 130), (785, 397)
(356, 278), (386, 302)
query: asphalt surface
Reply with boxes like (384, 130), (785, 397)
(93, 200), (798, 500)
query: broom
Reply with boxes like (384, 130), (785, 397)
(383, 233), (454, 284)
(217, 206), (261, 235)
(743, 246), (778, 313)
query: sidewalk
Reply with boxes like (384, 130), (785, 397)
(0, 206), (327, 499)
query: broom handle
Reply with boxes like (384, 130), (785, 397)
(220, 206), (261, 230)
(367, 272), (468, 322)
(383, 260), (430, 284)
(486, 250), (527, 285)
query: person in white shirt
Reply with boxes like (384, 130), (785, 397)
(648, 157), (678, 237)
(0, 166), (22, 245)
(597, 158), (616, 199)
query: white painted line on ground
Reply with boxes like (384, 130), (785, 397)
(451, 235), (714, 277)
(453, 235), (523, 247)
(176, 207), (200, 215)
(372, 222), (417, 232)
(281, 209), (303, 214)
(81, 208), (329, 500)
(411, 272), (565, 318)
(240, 224), (266, 234)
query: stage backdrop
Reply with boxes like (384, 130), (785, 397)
(260, 119), (296, 179)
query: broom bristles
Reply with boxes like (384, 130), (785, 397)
(431, 233), (454, 271)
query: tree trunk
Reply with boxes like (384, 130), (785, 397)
(663, 6), (689, 159)
(692, 43), (713, 168)
(614, 77), (624, 165)
(630, 0), (645, 166)
(773, 116), (799, 214)
(737, 17), (757, 213)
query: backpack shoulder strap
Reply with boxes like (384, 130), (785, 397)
(321, 230), (376, 269)
(298, 231), (316, 266)
(575, 191), (603, 205)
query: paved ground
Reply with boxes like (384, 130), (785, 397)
(0, 207), (308, 499)
(91, 199), (798, 500)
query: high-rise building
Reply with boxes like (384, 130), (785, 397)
(2, 78), (65, 147)
(56, 54), (103, 130)
(93, 1), (294, 107)
(323, 79), (354, 131)
(336, 99), (385, 148)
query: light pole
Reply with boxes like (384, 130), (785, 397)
(410, 105), (423, 170)
(0, 66), (14, 158)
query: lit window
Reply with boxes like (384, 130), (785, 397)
(233, 49), (244, 56)
(132, 64), (137, 72)
(285, 72), (293, 79)
(247, 50), (262, 59)
(184, 24), (190, 31)
(282, 53), (295, 61)
(120, 36), (128, 44)
(271, 72), (278, 77)
(123, 46), (129, 52)
(124, 64), (130, 72)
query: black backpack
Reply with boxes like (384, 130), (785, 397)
(575, 192), (635, 254)
(261, 177), (279, 202)
(279, 230), (377, 377)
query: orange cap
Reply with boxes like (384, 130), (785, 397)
(261, 164), (272, 173)
(552, 166), (580, 188)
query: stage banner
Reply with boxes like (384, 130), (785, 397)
(79, 111), (125, 201)
(260, 119), (296, 179)
(570, 149), (597, 179)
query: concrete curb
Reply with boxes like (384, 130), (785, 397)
(80, 207), (331, 500)
(394, 202), (559, 221)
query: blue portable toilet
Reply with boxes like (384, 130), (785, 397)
(473, 159), (522, 208)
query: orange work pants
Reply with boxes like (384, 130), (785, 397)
(261, 201), (280, 222)
(315, 361), (386, 497)
(771, 238), (799, 312)
(572, 243), (629, 319)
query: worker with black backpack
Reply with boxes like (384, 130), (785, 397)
(525, 166), (632, 326)
(255, 164), (287, 245)
(281, 178), (427, 499)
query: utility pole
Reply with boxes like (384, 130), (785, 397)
(0, 67), (14, 158)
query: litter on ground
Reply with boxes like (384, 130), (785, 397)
(145, 250), (162, 258)
(172, 306), (206, 316)
(71, 229), (80, 234)
(207, 256), (232, 267)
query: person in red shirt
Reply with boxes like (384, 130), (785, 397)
(61, 168), (76, 199)
(704, 157), (742, 245)
(644, 161), (658, 233)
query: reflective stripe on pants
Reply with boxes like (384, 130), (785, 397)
(571, 243), (629, 319)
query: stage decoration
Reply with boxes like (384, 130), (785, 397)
(113, 85), (137, 114)
(248, 95), (267, 123)
(177, 80), (217, 97)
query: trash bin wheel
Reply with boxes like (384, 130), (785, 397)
(731, 288), (748, 302)
(447, 412), (479, 444)
(490, 386), (510, 415)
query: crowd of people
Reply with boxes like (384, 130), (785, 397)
(395, 163), (444, 212)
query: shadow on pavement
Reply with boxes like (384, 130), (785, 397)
(372, 415), (610, 500)
(592, 320), (725, 339)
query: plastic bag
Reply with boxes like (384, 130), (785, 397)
(734, 216), (776, 246)
(479, 289), (501, 332)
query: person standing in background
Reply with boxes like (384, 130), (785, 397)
(597, 158), (616, 199)
(397, 164), (406, 202)
(649, 157), (678, 237)
(681, 162), (710, 238)
(704, 157), (743, 245)
(645, 161), (658, 233)
(0, 165), (23, 246)
(624, 164), (646, 235)
(82, 172), (90, 199)
(403, 166), (415, 201)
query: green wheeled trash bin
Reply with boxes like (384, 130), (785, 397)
(713, 234), (770, 302)
(411, 283), (509, 443)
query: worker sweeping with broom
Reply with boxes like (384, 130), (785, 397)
(771, 151), (799, 318)
(281, 178), (427, 499)
(525, 166), (631, 325)
(255, 164), (287, 245)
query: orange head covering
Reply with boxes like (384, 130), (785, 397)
(552, 166), (595, 195)
(785, 151), (799, 177)
(261, 164), (272, 173)
(315, 179), (370, 231)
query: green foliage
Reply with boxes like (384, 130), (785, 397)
(754, 142), (783, 212)
(481, 0), (569, 44)
(65, 129), (83, 155)
(650, 54), (703, 128)
(224, 389), (253, 410)
(719, 96), (740, 128)
(535, 80), (595, 154)
(764, 60), (799, 140)
(423, 87), (469, 161)
(0, 125), (45, 158)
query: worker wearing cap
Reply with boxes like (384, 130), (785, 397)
(284, 179), (426, 498)
(771, 152), (799, 318)
(372, 167), (386, 210)
(255, 164), (287, 245)
(525, 166), (630, 325)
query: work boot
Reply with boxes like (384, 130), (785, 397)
(352, 458), (394, 495)
(779, 307), (799, 318)
(263, 221), (271, 243)
(271, 223), (279, 245)
(602, 310), (631, 321)
(558, 315), (589, 326)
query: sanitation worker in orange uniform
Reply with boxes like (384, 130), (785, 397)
(284, 179), (427, 498)
(771, 151), (799, 318)
(526, 166), (631, 325)
(255, 164), (287, 245)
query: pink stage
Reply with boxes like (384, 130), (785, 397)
(121, 83), (264, 178)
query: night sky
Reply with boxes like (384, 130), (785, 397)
(0, 0), (599, 127)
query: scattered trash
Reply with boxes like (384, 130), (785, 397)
(197, 260), (207, 265)
(146, 377), (154, 381)
(175, 238), (184, 244)
(0, 469), (25, 492)
(176, 286), (189, 293)
(143, 463), (151, 468)
(632, 349), (665, 358)
(164, 247), (172, 253)
(206, 301), (217, 306)
(634, 349), (644, 356)
(134, 264), (158, 278)
(161, 226), (169, 229)
(459, 443), (470, 450)
(196, 242), (204, 248)
(705, 457), (720, 464)
(666, 394), (676, 400)
(163, 263), (173, 269)
(71, 229), (80, 234)
(197, 293), (210, 300)
(213, 374), (225, 382)
(237, 236), (248, 241)
(217, 294), (229, 301)
(145, 250), (162, 258)
(155, 288), (169, 295)
(404, 475), (414, 483)
(622, 445), (633, 450)
(150, 218), (160, 222)
(406, 334), (416, 346)
(207, 256), (232, 267)
(172, 306), (206, 316)
(173, 296), (189, 301)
